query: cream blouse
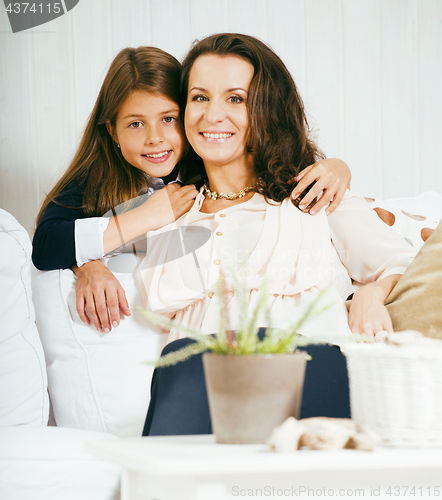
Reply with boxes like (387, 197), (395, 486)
(137, 190), (416, 344)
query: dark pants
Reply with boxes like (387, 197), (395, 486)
(143, 329), (350, 436)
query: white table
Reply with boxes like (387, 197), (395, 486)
(85, 435), (442, 500)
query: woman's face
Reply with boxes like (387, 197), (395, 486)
(107, 90), (184, 178)
(185, 54), (254, 171)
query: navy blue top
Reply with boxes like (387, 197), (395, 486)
(33, 167), (187, 271)
(32, 181), (86, 271)
(32, 163), (187, 271)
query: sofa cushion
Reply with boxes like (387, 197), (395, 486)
(365, 192), (441, 250)
(386, 219), (442, 339)
(0, 209), (49, 426)
(33, 261), (168, 437)
(0, 209), (36, 342)
(0, 426), (121, 500)
(362, 193), (442, 338)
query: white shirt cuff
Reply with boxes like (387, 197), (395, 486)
(74, 217), (110, 267)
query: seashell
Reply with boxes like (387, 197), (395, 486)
(266, 417), (305, 452)
(298, 418), (355, 450)
(267, 417), (380, 452)
(345, 424), (381, 451)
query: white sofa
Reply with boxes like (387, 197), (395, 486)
(1, 193), (441, 499)
(0, 209), (167, 500)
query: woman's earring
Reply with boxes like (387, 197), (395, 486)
(117, 143), (120, 148)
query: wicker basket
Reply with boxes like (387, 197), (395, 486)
(343, 342), (442, 447)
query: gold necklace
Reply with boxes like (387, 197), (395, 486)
(203, 182), (255, 200)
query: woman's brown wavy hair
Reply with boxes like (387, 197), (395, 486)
(36, 46), (187, 224)
(179, 33), (324, 205)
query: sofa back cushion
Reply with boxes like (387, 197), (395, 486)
(0, 209), (49, 426)
(33, 262), (168, 437)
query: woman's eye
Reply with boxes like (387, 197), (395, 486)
(162, 116), (176, 124)
(129, 121), (143, 129)
(228, 95), (244, 104)
(192, 95), (208, 102)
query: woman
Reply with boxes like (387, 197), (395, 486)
(140, 33), (416, 435)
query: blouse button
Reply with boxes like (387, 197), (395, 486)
(219, 214), (226, 218)
(208, 291), (214, 298)
(216, 232), (223, 236)
(214, 259), (220, 265)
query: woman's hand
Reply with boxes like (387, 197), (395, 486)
(73, 260), (131, 333)
(291, 159), (352, 215)
(348, 284), (393, 341)
(348, 275), (401, 341)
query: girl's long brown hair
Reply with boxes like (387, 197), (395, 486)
(179, 33), (324, 204)
(36, 46), (185, 224)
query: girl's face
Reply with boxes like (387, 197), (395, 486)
(107, 90), (184, 178)
(185, 54), (254, 172)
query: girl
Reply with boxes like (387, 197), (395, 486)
(32, 46), (351, 334)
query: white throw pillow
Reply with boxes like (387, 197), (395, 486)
(0, 209), (49, 426)
(33, 259), (168, 437)
(0, 426), (121, 500)
(364, 192), (441, 249)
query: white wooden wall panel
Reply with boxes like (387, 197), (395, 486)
(70, 1), (113, 144)
(418, 0), (442, 194)
(304, 0), (344, 160)
(266, 0), (306, 94)
(31, 15), (78, 196)
(0, 11), (39, 231)
(227, 0), (268, 40)
(342, 0), (383, 196)
(150, 0), (191, 61)
(380, 0), (420, 197)
(1, 0), (442, 234)
(189, 0), (229, 42)
(110, 1), (152, 54)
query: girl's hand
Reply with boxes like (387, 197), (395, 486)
(73, 260), (131, 333)
(142, 183), (199, 231)
(291, 159), (352, 215)
(104, 183), (199, 254)
(348, 280), (396, 341)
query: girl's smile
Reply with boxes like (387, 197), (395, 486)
(142, 149), (173, 163)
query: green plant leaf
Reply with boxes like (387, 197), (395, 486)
(145, 342), (209, 368)
(139, 273), (341, 367)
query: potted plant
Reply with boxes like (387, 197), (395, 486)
(141, 271), (331, 444)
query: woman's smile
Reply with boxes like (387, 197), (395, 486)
(200, 131), (234, 141)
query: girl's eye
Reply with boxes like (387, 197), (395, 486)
(162, 116), (177, 124)
(129, 121), (143, 129)
(228, 95), (244, 104)
(192, 95), (208, 102)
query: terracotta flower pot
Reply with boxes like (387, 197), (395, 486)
(202, 352), (307, 444)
